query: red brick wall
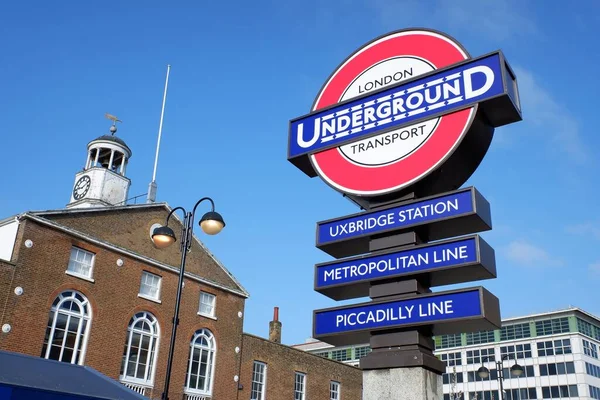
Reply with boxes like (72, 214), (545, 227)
(43, 206), (244, 294)
(240, 334), (362, 400)
(0, 259), (16, 327)
(0, 218), (246, 400)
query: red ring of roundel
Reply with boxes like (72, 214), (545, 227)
(310, 31), (473, 196)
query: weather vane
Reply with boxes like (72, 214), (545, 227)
(104, 113), (122, 135)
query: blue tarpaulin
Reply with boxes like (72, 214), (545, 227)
(0, 350), (147, 400)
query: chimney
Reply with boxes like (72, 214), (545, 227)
(269, 307), (282, 343)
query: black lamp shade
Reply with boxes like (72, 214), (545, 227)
(477, 366), (490, 379)
(510, 363), (524, 377)
(199, 211), (226, 235)
(152, 225), (176, 248)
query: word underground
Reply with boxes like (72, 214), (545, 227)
(323, 243), (471, 283)
(290, 54), (500, 157)
(328, 198), (459, 238)
(336, 300), (453, 328)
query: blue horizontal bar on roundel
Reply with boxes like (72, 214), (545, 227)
(287, 51), (522, 176)
(316, 187), (491, 259)
(312, 287), (500, 347)
(314, 235), (496, 301)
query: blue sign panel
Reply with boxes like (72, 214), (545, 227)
(315, 235), (497, 300)
(315, 289), (482, 336)
(316, 187), (492, 259)
(288, 51), (519, 161)
(313, 287), (500, 346)
(317, 237), (476, 287)
(318, 190), (471, 245)
(319, 189), (472, 245)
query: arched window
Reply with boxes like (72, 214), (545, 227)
(185, 329), (216, 395)
(120, 311), (160, 386)
(41, 290), (92, 365)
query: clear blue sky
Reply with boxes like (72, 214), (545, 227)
(1, 0), (599, 346)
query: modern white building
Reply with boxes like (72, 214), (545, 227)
(292, 307), (600, 400)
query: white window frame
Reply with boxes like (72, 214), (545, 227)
(198, 291), (216, 319)
(65, 246), (95, 282)
(184, 329), (217, 396)
(120, 311), (160, 387)
(330, 381), (340, 400)
(250, 361), (267, 400)
(138, 271), (162, 303)
(584, 339), (599, 359)
(294, 372), (306, 400)
(41, 290), (92, 365)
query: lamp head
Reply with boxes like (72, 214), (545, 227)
(151, 225), (176, 249)
(477, 366), (490, 379)
(199, 211), (225, 235)
(510, 363), (524, 377)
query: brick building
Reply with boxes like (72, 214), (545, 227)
(0, 121), (361, 399)
(239, 309), (362, 400)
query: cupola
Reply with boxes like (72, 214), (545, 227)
(67, 114), (132, 209)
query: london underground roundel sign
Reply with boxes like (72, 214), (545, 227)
(310, 29), (472, 197)
(287, 28), (521, 204)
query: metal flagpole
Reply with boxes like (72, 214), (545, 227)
(147, 64), (171, 203)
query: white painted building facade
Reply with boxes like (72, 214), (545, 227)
(292, 307), (600, 400)
(0, 217), (19, 262)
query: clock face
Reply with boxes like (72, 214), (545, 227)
(73, 175), (91, 200)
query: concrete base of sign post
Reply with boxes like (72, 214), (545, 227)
(363, 367), (442, 400)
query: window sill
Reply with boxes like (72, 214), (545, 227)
(138, 293), (162, 304)
(65, 270), (95, 283)
(119, 377), (154, 388)
(184, 389), (213, 396)
(197, 312), (217, 321)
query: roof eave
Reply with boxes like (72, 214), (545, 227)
(30, 202), (169, 217)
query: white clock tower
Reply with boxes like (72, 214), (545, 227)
(67, 116), (132, 209)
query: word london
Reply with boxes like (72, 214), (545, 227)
(336, 300), (454, 328)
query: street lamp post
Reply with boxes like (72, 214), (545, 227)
(151, 197), (226, 400)
(477, 354), (524, 400)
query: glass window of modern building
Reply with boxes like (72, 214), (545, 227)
(292, 307), (600, 400)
